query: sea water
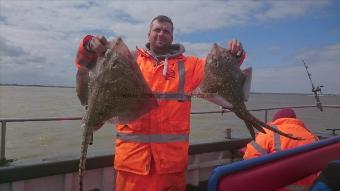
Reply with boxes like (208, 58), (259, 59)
(0, 85), (339, 160)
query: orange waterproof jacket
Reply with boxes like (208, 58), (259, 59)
(114, 45), (205, 175)
(243, 118), (319, 191)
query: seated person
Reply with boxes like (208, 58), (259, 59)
(243, 108), (319, 191)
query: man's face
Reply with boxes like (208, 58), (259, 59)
(148, 20), (173, 53)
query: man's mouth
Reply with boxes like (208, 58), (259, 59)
(156, 40), (169, 46)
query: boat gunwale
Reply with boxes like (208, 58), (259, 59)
(0, 138), (251, 183)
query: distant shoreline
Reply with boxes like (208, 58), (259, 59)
(0, 83), (336, 96)
(0, 83), (75, 88)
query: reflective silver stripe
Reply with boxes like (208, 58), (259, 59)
(285, 184), (310, 191)
(249, 141), (268, 155)
(272, 125), (282, 151)
(151, 61), (189, 101)
(153, 93), (191, 101)
(116, 132), (189, 143)
(177, 60), (186, 101)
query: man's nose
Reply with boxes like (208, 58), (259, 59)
(158, 31), (164, 36)
(158, 30), (167, 36)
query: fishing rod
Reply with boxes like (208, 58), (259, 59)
(302, 60), (323, 111)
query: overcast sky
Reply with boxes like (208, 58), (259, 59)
(1, 0), (339, 94)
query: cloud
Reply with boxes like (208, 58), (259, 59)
(0, 0), (336, 93)
(0, 36), (26, 57)
(294, 44), (340, 94)
(0, 36), (46, 67)
(254, 0), (331, 21)
(252, 44), (340, 94)
(181, 42), (212, 57)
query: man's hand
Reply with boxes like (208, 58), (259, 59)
(89, 35), (108, 56)
(227, 39), (244, 57)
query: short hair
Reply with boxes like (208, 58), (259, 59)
(150, 15), (174, 32)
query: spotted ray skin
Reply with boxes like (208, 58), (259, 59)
(200, 43), (301, 140)
(78, 38), (157, 191)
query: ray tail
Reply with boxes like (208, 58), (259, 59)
(78, 123), (92, 191)
(244, 121), (256, 140)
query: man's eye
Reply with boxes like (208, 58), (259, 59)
(154, 29), (161, 32)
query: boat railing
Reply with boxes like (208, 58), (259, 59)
(1, 104), (339, 163)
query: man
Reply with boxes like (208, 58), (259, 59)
(243, 108), (319, 191)
(309, 160), (340, 191)
(75, 15), (245, 191)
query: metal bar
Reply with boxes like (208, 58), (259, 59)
(0, 105), (338, 122)
(1, 121), (6, 161)
(190, 105), (340, 115)
(0, 117), (81, 123)
(325, 129), (340, 136)
(264, 109), (268, 123)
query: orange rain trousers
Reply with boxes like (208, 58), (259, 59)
(115, 169), (185, 191)
(115, 156), (185, 191)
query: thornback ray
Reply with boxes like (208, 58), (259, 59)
(77, 38), (158, 191)
(199, 43), (302, 140)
